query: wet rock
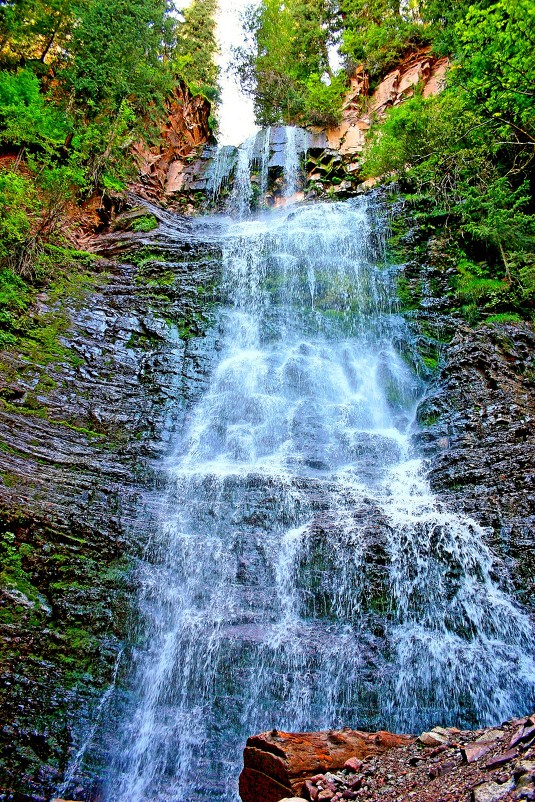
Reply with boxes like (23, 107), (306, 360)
(417, 322), (535, 611)
(510, 727), (527, 749)
(515, 762), (535, 779)
(318, 788), (334, 802)
(0, 232), (221, 798)
(463, 743), (492, 764)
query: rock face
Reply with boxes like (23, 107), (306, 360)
(416, 323), (535, 611)
(320, 49), (448, 157)
(240, 715), (535, 802)
(140, 49), (449, 211)
(0, 213), (221, 799)
(131, 81), (213, 203)
(239, 729), (412, 802)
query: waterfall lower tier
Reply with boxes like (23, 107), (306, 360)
(104, 197), (535, 802)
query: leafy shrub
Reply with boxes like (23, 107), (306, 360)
(0, 69), (69, 154)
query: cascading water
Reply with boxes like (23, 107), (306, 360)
(283, 126), (308, 197)
(206, 145), (236, 204)
(208, 126), (309, 215)
(103, 134), (535, 802)
(228, 136), (255, 217)
(259, 127), (271, 201)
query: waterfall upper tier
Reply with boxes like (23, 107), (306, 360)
(165, 125), (355, 214)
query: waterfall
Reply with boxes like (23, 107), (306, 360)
(228, 136), (256, 217)
(206, 145), (236, 205)
(283, 126), (308, 198)
(100, 135), (535, 802)
(259, 127), (271, 202)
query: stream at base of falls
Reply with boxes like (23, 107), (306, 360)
(98, 134), (535, 802)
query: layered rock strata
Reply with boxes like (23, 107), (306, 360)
(0, 215), (220, 799)
(417, 323), (535, 609)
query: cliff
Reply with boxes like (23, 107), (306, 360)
(0, 212), (220, 799)
(0, 54), (533, 802)
(321, 48), (449, 157)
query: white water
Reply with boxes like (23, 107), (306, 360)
(210, 125), (309, 214)
(283, 127), (309, 198)
(102, 182), (535, 802)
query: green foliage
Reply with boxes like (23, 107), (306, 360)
(0, 530), (39, 603)
(340, 0), (431, 83)
(362, 0), (535, 320)
(62, 0), (175, 122)
(303, 72), (347, 126)
(0, 0), (220, 200)
(0, 68), (69, 153)
(452, 0), (535, 144)
(0, 0), (76, 67)
(234, 0), (345, 126)
(174, 0), (219, 96)
(485, 313), (522, 325)
(131, 215), (159, 233)
(0, 170), (39, 268)
(0, 266), (32, 346)
(0, 0), (219, 305)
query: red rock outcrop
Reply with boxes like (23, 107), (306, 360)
(321, 48), (449, 157)
(239, 716), (535, 802)
(131, 80), (213, 202)
(238, 728), (413, 802)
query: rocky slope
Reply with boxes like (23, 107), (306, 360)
(417, 323), (535, 609)
(396, 231), (535, 614)
(240, 714), (535, 802)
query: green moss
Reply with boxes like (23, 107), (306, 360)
(130, 248), (162, 268)
(397, 275), (421, 311)
(35, 374), (57, 391)
(0, 530), (40, 603)
(485, 312), (522, 325)
(419, 410), (439, 426)
(1, 471), (19, 488)
(17, 312), (76, 366)
(50, 419), (106, 439)
(126, 330), (164, 349)
(130, 214), (158, 233)
(422, 354), (439, 371)
(366, 592), (393, 615)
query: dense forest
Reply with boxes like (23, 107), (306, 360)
(236, 0), (535, 322)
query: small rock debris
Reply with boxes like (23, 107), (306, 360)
(277, 713), (535, 802)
